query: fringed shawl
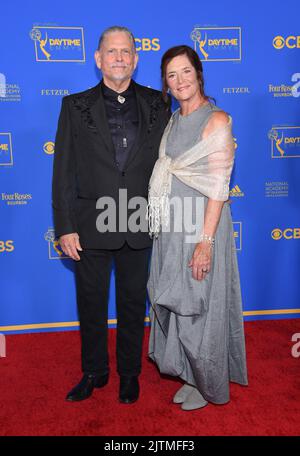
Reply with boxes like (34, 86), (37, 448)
(147, 111), (235, 237)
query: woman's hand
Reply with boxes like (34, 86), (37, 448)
(188, 242), (212, 281)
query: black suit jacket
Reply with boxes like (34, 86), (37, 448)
(52, 81), (170, 249)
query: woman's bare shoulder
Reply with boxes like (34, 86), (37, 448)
(202, 110), (230, 138)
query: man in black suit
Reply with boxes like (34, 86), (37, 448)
(52, 26), (170, 403)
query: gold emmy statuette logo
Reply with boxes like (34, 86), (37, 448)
(273, 36), (285, 50)
(190, 29), (209, 60)
(30, 28), (51, 60)
(268, 129), (285, 156)
(275, 133), (284, 156)
(43, 141), (55, 155)
(271, 228), (282, 240)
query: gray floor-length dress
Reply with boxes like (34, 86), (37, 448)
(148, 104), (248, 404)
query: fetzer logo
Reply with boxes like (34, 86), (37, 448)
(30, 26), (85, 62)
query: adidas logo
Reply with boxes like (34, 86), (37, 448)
(230, 185), (244, 197)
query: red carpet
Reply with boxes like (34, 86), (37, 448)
(0, 319), (299, 436)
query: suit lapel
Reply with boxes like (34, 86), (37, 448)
(89, 83), (115, 155)
(124, 82), (151, 170)
(87, 81), (159, 169)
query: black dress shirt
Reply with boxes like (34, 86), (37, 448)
(102, 80), (139, 171)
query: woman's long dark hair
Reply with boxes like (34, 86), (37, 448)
(161, 45), (214, 104)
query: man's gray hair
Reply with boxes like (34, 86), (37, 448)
(97, 26), (136, 52)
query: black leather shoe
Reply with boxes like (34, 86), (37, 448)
(119, 376), (139, 404)
(66, 373), (109, 402)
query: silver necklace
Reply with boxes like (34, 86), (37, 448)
(117, 95), (126, 104)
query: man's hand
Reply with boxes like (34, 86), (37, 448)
(59, 233), (82, 261)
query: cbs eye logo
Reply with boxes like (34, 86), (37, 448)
(0, 240), (14, 252)
(273, 35), (300, 50)
(271, 228), (282, 240)
(271, 228), (300, 240)
(273, 36), (285, 50)
(43, 141), (55, 155)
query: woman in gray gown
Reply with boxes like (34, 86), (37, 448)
(147, 45), (248, 411)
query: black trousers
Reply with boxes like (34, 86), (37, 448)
(75, 242), (151, 377)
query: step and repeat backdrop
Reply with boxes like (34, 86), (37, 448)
(0, 0), (299, 333)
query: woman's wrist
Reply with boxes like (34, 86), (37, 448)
(199, 233), (215, 247)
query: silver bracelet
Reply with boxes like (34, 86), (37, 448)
(199, 233), (215, 247)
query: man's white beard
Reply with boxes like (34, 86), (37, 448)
(110, 65), (131, 81)
(111, 74), (130, 81)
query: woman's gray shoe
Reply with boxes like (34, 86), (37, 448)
(181, 388), (208, 411)
(173, 384), (195, 404)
